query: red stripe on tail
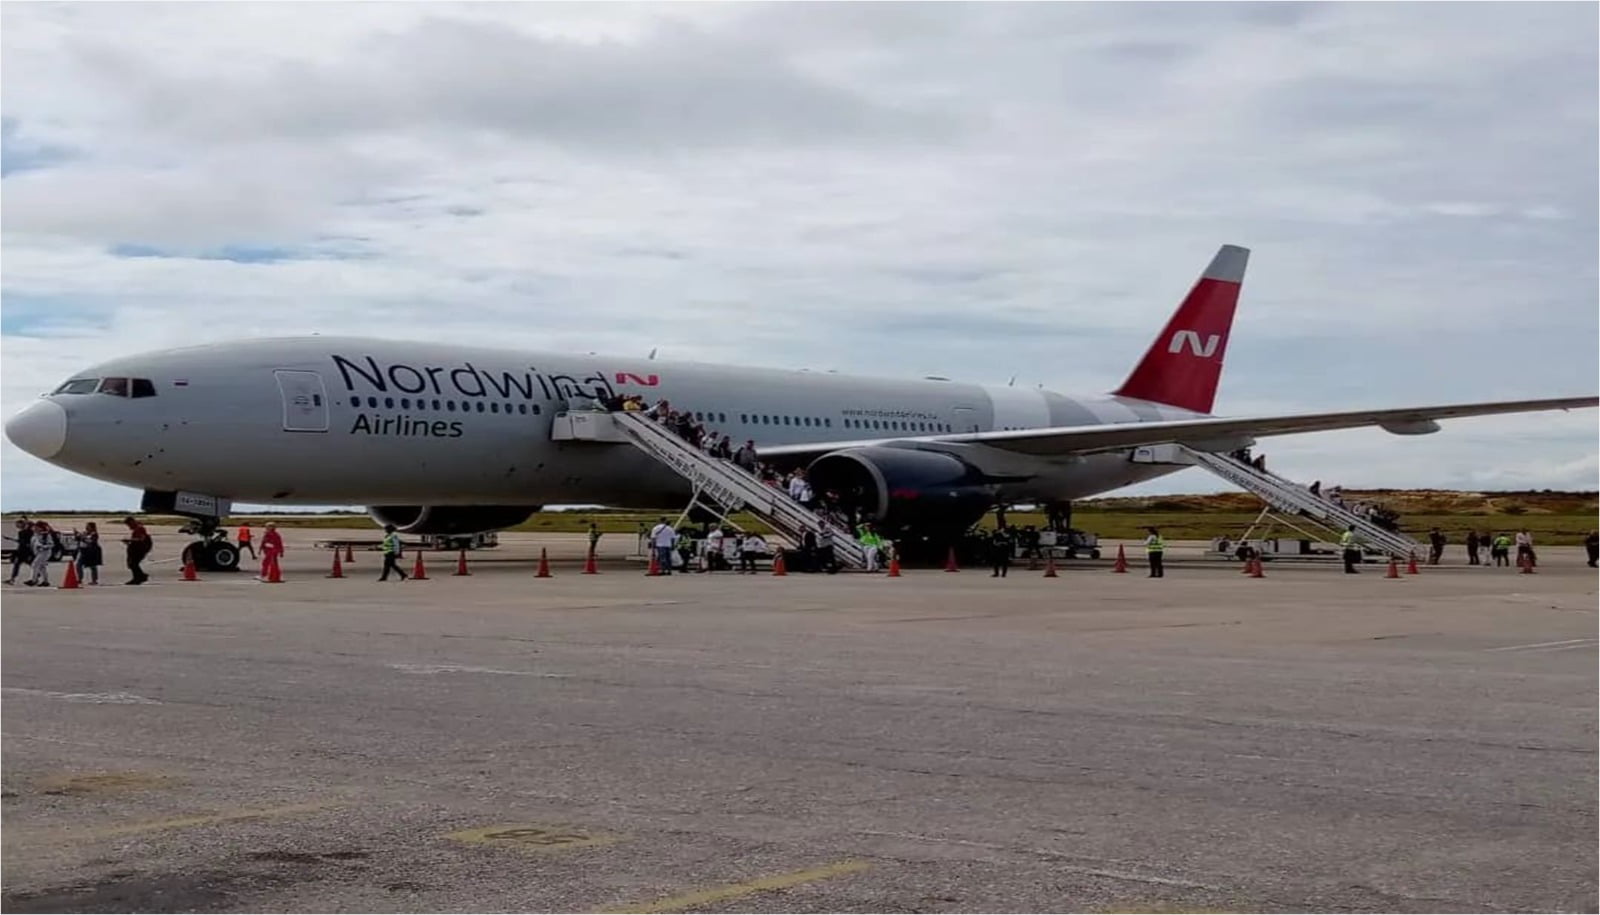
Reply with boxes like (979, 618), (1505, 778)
(1112, 244), (1248, 415)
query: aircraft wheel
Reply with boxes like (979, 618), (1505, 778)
(1089, 549), (1101, 560)
(205, 541), (241, 572)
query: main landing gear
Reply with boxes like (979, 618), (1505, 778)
(178, 518), (242, 572)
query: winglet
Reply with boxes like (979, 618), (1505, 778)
(1112, 244), (1249, 414)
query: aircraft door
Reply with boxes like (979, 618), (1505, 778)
(275, 370), (329, 432)
(953, 406), (979, 433)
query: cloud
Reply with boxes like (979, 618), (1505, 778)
(2, 3), (1595, 510)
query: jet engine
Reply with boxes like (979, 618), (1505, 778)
(366, 505), (541, 535)
(806, 446), (994, 534)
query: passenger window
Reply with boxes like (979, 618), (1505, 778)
(532, 404), (542, 415)
(476, 402), (485, 413)
(824, 418), (831, 427)
(446, 401), (456, 412)
(719, 412), (727, 422)
(384, 397), (395, 409)
(432, 399), (441, 410)
(518, 403), (527, 415)
(130, 379), (157, 398)
(401, 398), (411, 409)
(99, 378), (130, 396)
(491, 402), (500, 414)
(53, 378), (100, 395)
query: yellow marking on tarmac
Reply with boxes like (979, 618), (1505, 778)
(37, 771), (176, 797)
(603, 860), (871, 914)
(30, 801), (340, 843)
(447, 824), (622, 852)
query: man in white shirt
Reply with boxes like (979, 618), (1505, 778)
(739, 533), (768, 573)
(705, 527), (725, 572)
(649, 517), (678, 575)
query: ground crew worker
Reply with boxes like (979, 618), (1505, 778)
(1585, 530), (1598, 568)
(1466, 530), (1481, 565)
(121, 515), (152, 585)
(988, 526), (1013, 577)
(1491, 533), (1511, 567)
(1340, 525), (1361, 574)
(237, 522), (256, 559)
(858, 523), (884, 571)
(259, 522), (285, 581)
(1143, 526), (1166, 578)
(378, 524), (407, 581)
(587, 522), (601, 557)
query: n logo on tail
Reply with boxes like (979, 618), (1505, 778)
(1167, 330), (1221, 358)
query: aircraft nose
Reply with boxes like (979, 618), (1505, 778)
(5, 400), (68, 460)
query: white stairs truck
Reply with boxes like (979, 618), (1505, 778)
(552, 411), (871, 570)
(1173, 445), (1423, 559)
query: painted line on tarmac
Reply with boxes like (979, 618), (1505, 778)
(2, 687), (160, 704)
(446, 824), (621, 852)
(600, 860), (871, 914)
(19, 801), (341, 844)
(1483, 638), (1596, 652)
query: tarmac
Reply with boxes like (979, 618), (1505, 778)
(2, 527), (1596, 913)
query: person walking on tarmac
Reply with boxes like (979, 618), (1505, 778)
(988, 525), (1013, 577)
(121, 516), (152, 585)
(237, 522), (256, 559)
(1428, 527), (1446, 565)
(7, 518), (34, 585)
(1585, 530), (1598, 568)
(378, 525), (407, 581)
(1491, 532), (1511, 567)
(76, 521), (103, 585)
(1466, 530), (1481, 565)
(1340, 525), (1361, 574)
(259, 522), (285, 581)
(587, 521), (602, 557)
(1514, 529), (1535, 568)
(648, 517), (677, 575)
(1144, 526), (1166, 578)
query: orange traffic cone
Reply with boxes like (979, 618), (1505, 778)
(453, 549), (471, 577)
(944, 546), (959, 572)
(583, 548), (598, 575)
(1385, 558), (1400, 579)
(344, 543), (355, 564)
(1249, 557), (1265, 578)
(59, 562), (80, 590)
(536, 548), (552, 578)
(1406, 553), (1420, 575)
(1043, 555), (1058, 578)
(411, 553), (428, 580)
(327, 549), (344, 579)
(887, 555), (901, 577)
(181, 558), (199, 581)
(1112, 544), (1128, 573)
(772, 551), (787, 576)
(1240, 555), (1254, 575)
(646, 552), (661, 576)
(1519, 554), (1535, 575)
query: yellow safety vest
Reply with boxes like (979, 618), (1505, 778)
(383, 533), (402, 556)
(1146, 536), (1164, 553)
(1340, 531), (1356, 548)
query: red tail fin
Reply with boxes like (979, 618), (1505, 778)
(1112, 244), (1248, 414)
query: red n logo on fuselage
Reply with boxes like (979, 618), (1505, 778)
(615, 372), (660, 386)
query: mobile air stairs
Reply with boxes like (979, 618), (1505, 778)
(552, 411), (871, 570)
(1172, 445), (1423, 559)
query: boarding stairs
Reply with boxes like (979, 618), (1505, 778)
(554, 411), (870, 570)
(1175, 445), (1423, 559)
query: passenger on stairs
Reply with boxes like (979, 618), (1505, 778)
(734, 441), (759, 473)
(1309, 480), (1321, 497)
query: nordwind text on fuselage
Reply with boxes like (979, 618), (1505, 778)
(332, 354), (620, 438)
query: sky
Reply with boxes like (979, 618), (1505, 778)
(1, 2), (1596, 512)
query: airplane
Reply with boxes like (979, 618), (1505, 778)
(5, 244), (1595, 569)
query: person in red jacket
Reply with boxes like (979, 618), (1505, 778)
(259, 522), (285, 581)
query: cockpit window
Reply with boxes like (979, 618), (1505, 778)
(131, 379), (157, 398)
(98, 378), (130, 396)
(52, 378), (100, 395)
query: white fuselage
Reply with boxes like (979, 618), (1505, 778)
(10, 337), (1202, 510)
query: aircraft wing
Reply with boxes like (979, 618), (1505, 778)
(757, 396), (1599, 461)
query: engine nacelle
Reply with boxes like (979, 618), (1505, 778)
(366, 505), (540, 535)
(806, 446), (993, 534)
